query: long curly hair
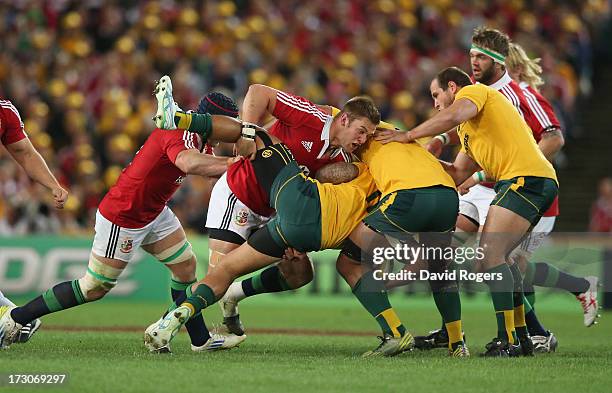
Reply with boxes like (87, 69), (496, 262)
(506, 43), (544, 90)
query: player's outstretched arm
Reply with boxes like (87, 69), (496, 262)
(177, 113), (265, 155)
(375, 98), (477, 144)
(6, 138), (68, 209)
(174, 149), (237, 177)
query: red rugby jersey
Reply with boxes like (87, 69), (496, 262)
(98, 129), (202, 228)
(518, 81), (562, 217)
(227, 91), (350, 216)
(0, 100), (27, 146)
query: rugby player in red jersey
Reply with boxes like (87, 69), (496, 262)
(0, 99), (68, 343)
(0, 89), (242, 351)
(506, 42), (599, 334)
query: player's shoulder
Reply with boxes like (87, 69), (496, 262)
(457, 83), (489, 99)
(0, 99), (21, 117)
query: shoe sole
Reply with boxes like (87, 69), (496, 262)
(153, 76), (173, 128)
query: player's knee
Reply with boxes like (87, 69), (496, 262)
(78, 255), (123, 301)
(207, 249), (227, 273)
(508, 249), (529, 273)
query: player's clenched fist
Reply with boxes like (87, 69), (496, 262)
(52, 186), (69, 209)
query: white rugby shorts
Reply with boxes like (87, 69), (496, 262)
(205, 173), (270, 241)
(92, 206), (182, 262)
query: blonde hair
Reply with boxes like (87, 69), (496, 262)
(506, 43), (544, 89)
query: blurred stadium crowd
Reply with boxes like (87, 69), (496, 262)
(0, 0), (610, 235)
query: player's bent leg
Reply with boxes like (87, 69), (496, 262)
(206, 175), (270, 330)
(1, 254), (125, 349)
(219, 253), (313, 336)
(143, 229), (218, 352)
(337, 232), (414, 357)
(479, 205), (532, 356)
(517, 218), (599, 327)
(145, 227), (282, 351)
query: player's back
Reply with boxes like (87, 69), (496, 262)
(316, 162), (378, 249)
(99, 129), (196, 228)
(518, 82), (561, 141)
(358, 138), (455, 196)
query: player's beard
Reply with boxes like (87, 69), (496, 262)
(476, 64), (497, 85)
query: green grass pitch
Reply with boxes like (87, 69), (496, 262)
(1, 293), (610, 393)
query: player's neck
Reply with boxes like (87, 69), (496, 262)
(487, 70), (505, 86)
(328, 122), (341, 149)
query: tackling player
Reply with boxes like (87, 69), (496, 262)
(0, 89), (242, 351)
(421, 29), (597, 353)
(335, 132), (467, 357)
(154, 77), (370, 335)
(143, 114), (386, 353)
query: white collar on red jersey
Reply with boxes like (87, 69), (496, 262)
(317, 115), (334, 159)
(487, 71), (513, 91)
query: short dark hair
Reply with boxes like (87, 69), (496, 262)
(471, 26), (510, 57)
(436, 67), (472, 90)
(196, 92), (239, 117)
(337, 96), (380, 125)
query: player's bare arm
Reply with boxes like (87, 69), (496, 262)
(174, 149), (237, 177)
(5, 138), (68, 209)
(538, 128), (565, 161)
(314, 162), (359, 184)
(207, 115), (268, 143)
(235, 84), (279, 157)
(439, 151), (481, 186)
(374, 98), (478, 144)
(242, 84), (278, 125)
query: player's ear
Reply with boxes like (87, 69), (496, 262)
(340, 112), (349, 127)
(448, 81), (457, 94)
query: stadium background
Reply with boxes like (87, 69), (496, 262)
(0, 1), (611, 392)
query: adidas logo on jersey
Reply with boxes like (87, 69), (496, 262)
(301, 141), (313, 152)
